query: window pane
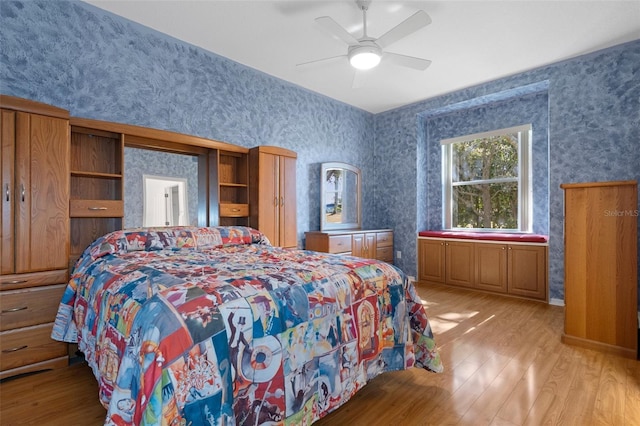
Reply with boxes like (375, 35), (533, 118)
(451, 134), (519, 182)
(452, 182), (518, 229)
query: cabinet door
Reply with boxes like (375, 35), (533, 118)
(445, 241), (474, 288)
(364, 232), (376, 259)
(418, 239), (445, 283)
(279, 155), (297, 248)
(508, 245), (547, 300)
(475, 243), (507, 293)
(256, 152), (279, 245)
(351, 233), (364, 257)
(1, 110), (16, 274)
(14, 113), (69, 273)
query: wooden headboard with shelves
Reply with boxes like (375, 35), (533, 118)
(68, 116), (251, 267)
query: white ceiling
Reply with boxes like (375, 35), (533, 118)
(84, 1), (640, 113)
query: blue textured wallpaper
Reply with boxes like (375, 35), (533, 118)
(1, 1), (638, 304)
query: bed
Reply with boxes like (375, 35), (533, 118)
(52, 226), (442, 425)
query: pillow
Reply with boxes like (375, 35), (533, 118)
(87, 226), (270, 260)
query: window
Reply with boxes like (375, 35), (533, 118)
(442, 124), (532, 232)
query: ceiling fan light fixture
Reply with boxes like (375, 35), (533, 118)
(349, 45), (382, 70)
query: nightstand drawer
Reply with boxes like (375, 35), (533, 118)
(0, 323), (68, 371)
(70, 199), (124, 217)
(0, 284), (66, 331)
(376, 231), (393, 247)
(220, 203), (249, 217)
(328, 235), (352, 253)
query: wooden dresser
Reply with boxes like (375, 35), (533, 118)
(1, 95), (70, 379)
(305, 229), (394, 263)
(561, 180), (638, 358)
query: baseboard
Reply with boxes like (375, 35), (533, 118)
(549, 298), (564, 307)
(561, 334), (637, 359)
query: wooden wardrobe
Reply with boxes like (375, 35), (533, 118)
(249, 146), (297, 248)
(561, 180), (638, 358)
(0, 95), (70, 378)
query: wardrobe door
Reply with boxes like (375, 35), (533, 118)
(14, 112), (69, 273)
(258, 151), (279, 245)
(1, 109), (15, 274)
(279, 154), (297, 248)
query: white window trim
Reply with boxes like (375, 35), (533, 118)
(441, 124), (532, 232)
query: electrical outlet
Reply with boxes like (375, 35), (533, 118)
(396, 250), (401, 259)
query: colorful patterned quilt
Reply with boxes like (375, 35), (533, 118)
(52, 226), (442, 425)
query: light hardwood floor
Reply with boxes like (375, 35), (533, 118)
(1, 283), (639, 425)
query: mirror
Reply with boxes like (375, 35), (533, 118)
(143, 175), (188, 226)
(124, 147), (199, 227)
(321, 162), (361, 231)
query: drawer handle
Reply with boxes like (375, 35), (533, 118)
(3, 280), (27, 285)
(2, 306), (28, 313)
(2, 345), (28, 353)
(4, 183), (8, 202)
(231, 208), (240, 212)
(21, 184), (25, 202)
(88, 207), (108, 210)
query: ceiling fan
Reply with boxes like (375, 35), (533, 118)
(298, 0), (432, 85)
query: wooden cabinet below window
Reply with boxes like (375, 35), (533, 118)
(418, 237), (547, 301)
(305, 229), (394, 263)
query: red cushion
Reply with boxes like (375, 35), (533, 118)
(418, 230), (548, 243)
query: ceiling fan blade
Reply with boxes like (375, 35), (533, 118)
(296, 54), (347, 68)
(376, 10), (431, 49)
(383, 52), (432, 70)
(315, 16), (360, 45)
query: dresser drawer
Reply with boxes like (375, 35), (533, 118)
(377, 246), (394, 263)
(0, 269), (68, 291)
(376, 231), (393, 247)
(0, 323), (68, 371)
(328, 235), (352, 253)
(220, 203), (249, 217)
(70, 199), (124, 217)
(0, 284), (66, 331)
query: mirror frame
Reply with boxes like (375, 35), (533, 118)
(320, 162), (362, 231)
